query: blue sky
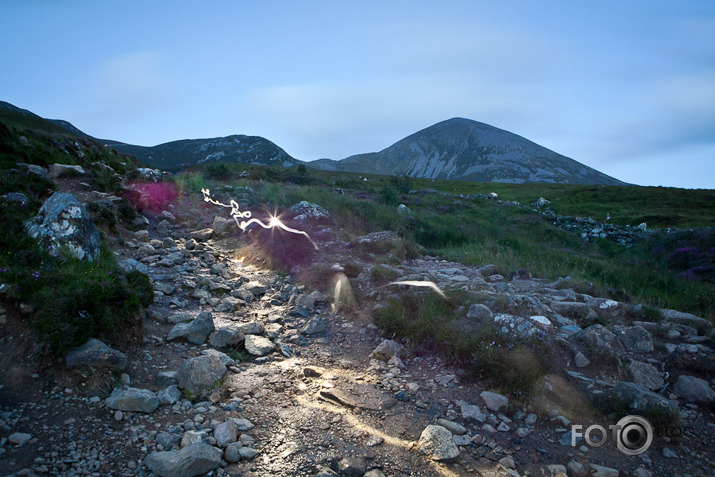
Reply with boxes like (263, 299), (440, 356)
(1, 1), (714, 188)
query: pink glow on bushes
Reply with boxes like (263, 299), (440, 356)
(125, 181), (178, 214)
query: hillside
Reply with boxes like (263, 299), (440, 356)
(308, 118), (626, 185)
(108, 135), (300, 171)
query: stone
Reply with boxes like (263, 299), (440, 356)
(212, 216), (231, 236)
(231, 418), (254, 431)
(157, 385), (182, 406)
(628, 361), (664, 391)
(177, 355), (227, 397)
(572, 324), (625, 355)
(437, 419), (467, 435)
(567, 460), (587, 477)
(612, 325), (653, 353)
(300, 316), (327, 335)
(105, 387), (159, 413)
(153, 282), (175, 295)
(1, 192), (30, 207)
(208, 326), (245, 348)
(187, 311), (214, 344)
(181, 430), (209, 448)
(499, 456), (516, 469)
(48, 163), (86, 178)
(612, 382), (678, 420)
(243, 281), (268, 296)
(316, 466), (339, 477)
(156, 432), (182, 451)
(290, 201), (331, 222)
(65, 338), (127, 371)
(370, 339), (402, 360)
(574, 351), (591, 368)
(466, 303), (493, 321)
(213, 420), (239, 448)
(674, 375), (715, 402)
(493, 313), (540, 337)
(118, 258), (150, 274)
(364, 471), (386, 477)
(223, 442), (242, 463)
(456, 399), (486, 423)
(8, 432), (32, 445)
(143, 443), (222, 477)
(201, 348), (235, 366)
(244, 335), (275, 356)
(238, 447), (259, 459)
(338, 457), (367, 477)
(661, 309), (713, 335)
(232, 288), (255, 302)
(167, 322), (191, 341)
(25, 192), (101, 261)
(417, 425), (460, 461)
(528, 315), (554, 333)
(189, 228), (214, 241)
(184, 238), (197, 250)
(480, 391), (508, 412)
(237, 321), (264, 335)
(589, 463), (620, 476)
(633, 469), (653, 477)
(521, 464), (568, 476)
(215, 297), (241, 312)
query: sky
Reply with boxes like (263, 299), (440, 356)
(1, 1), (714, 188)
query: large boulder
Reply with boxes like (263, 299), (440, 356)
(105, 387), (159, 413)
(661, 309), (713, 336)
(187, 312), (215, 344)
(571, 324), (625, 357)
(612, 382), (679, 421)
(612, 325), (654, 353)
(177, 355), (227, 397)
(417, 425), (460, 461)
(290, 201), (331, 222)
(674, 375), (715, 403)
(25, 192), (101, 261)
(65, 338), (127, 371)
(143, 443), (222, 477)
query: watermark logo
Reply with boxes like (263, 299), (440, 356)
(572, 415), (654, 455)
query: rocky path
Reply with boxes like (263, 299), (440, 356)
(1, 200), (714, 477)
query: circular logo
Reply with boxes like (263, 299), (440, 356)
(615, 415), (653, 455)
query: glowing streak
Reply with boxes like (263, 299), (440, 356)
(201, 188), (318, 249)
(385, 280), (447, 299)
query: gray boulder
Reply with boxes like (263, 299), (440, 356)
(674, 375), (715, 403)
(143, 443), (222, 477)
(168, 322), (191, 341)
(480, 391), (508, 412)
(106, 387), (159, 413)
(466, 303), (493, 321)
(628, 361), (664, 391)
(290, 201), (331, 222)
(612, 325), (653, 353)
(25, 192), (101, 261)
(661, 309), (713, 335)
(213, 419), (239, 448)
(572, 324), (625, 356)
(370, 339), (402, 360)
(244, 335), (274, 356)
(1, 192), (30, 207)
(156, 432), (182, 451)
(177, 355), (227, 397)
(187, 312), (214, 344)
(208, 326), (245, 348)
(300, 316), (327, 335)
(157, 385), (182, 406)
(237, 320), (264, 335)
(417, 425), (460, 461)
(338, 457), (367, 477)
(65, 338), (127, 371)
(612, 382), (678, 421)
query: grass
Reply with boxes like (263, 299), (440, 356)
(374, 292), (552, 398)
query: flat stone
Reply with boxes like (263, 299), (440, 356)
(105, 387), (159, 413)
(674, 375), (715, 402)
(437, 419), (467, 435)
(319, 385), (397, 411)
(237, 321), (264, 335)
(8, 432), (32, 445)
(65, 338), (127, 371)
(144, 443), (222, 477)
(589, 463), (620, 477)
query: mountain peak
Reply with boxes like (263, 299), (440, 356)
(309, 118), (625, 185)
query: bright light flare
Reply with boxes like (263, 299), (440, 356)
(385, 280), (447, 299)
(201, 188), (318, 249)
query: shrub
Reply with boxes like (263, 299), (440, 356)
(204, 163), (232, 180)
(0, 206), (153, 353)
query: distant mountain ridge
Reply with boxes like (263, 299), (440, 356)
(0, 100), (625, 184)
(307, 118), (626, 185)
(107, 136), (300, 171)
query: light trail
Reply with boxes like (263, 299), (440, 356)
(201, 188), (318, 249)
(385, 280), (447, 299)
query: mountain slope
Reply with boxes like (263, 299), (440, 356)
(308, 118), (625, 185)
(108, 135), (300, 171)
